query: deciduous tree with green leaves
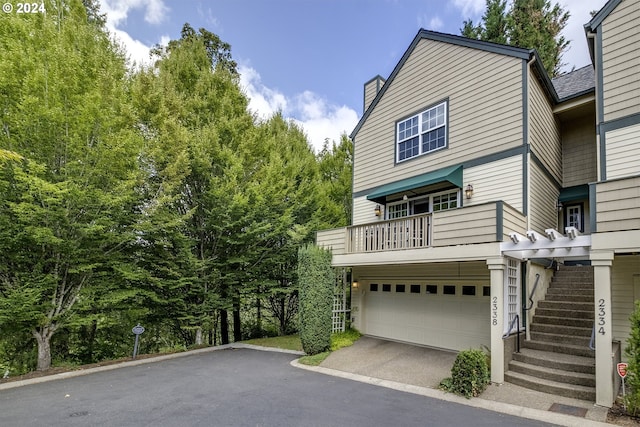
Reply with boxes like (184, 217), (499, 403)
(0, 0), (142, 370)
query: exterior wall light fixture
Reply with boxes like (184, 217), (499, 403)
(465, 184), (474, 199)
(352, 280), (359, 289)
(556, 200), (563, 211)
(374, 204), (382, 217)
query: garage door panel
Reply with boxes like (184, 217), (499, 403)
(364, 281), (489, 351)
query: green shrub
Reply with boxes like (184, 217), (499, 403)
(297, 244), (333, 355)
(625, 301), (640, 416)
(440, 349), (490, 398)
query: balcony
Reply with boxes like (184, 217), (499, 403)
(317, 201), (526, 257)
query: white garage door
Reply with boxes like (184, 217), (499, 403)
(363, 281), (490, 351)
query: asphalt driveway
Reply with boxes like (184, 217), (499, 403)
(0, 348), (554, 427)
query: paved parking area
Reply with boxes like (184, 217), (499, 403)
(0, 347), (555, 427)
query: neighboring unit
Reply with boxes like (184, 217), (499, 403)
(316, 0), (640, 407)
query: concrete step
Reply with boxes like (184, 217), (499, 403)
(534, 307), (594, 319)
(530, 323), (592, 337)
(504, 371), (596, 401)
(512, 348), (595, 374)
(532, 315), (593, 328)
(546, 288), (593, 297)
(523, 339), (595, 358)
(508, 360), (595, 387)
(537, 300), (594, 311)
(530, 331), (591, 347)
(544, 293), (593, 303)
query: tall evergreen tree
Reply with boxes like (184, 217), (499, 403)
(461, 0), (569, 76)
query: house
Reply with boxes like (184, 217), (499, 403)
(316, 0), (640, 408)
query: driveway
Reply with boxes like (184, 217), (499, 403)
(0, 347), (554, 427)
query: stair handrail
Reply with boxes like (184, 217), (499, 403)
(589, 323), (596, 350)
(503, 314), (521, 353)
(524, 273), (540, 311)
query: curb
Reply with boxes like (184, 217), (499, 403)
(0, 343), (304, 391)
(290, 359), (612, 427)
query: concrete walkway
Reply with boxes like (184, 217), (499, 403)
(303, 336), (611, 427)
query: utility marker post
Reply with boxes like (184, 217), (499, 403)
(132, 324), (145, 359)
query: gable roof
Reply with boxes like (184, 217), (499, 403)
(584, 0), (623, 63)
(350, 29), (552, 140)
(551, 65), (595, 100)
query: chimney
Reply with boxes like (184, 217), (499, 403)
(363, 75), (385, 113)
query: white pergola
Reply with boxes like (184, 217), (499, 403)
(500, 226), (590, 261)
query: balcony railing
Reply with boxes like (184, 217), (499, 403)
(317, 202), (527, 256)
(347, 214), (431, 253)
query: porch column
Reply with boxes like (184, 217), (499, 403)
(487, 257), (507, 384)
(592, 250), (614, 407)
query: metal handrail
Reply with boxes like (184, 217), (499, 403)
(503, 314), (521, 353)
(589, 323), (596, 350)
(525, 273), (540, 311)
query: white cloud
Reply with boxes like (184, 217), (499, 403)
(559, 0), (608, 72)
(417, 14), (444, 31)
(451, 0), (485, 18)
(239, 65), (358, 153)
(100, 0), (170, 67)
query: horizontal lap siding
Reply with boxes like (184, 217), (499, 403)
(602, 0), (640, 122)
(605, 123), (640, 180)
(433, 204), (497, 246)
(596, 176), (640, 232)
(502, 203), (527, 238)
(529, 161), (559, 233)
(352, 195), (380, 226)
(316, 228), (346, 255)
(529, 72), (561, 183)
(464, 156), (523, 212)
(611, 256), (640, 350)
(561, 117), (597, 187)
(353, 39), (523, 194)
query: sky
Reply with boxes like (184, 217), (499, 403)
(99, 0), (608, 152)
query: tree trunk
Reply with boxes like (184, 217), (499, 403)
(220, 309), (229, 344)
(33, 327), (55, 371)
(233, 292), (241, 343)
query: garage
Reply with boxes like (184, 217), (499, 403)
(362, 281), (490, 351)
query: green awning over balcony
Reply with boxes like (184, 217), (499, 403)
(366, 165), (463, 203)
(559, 184), (589, 203)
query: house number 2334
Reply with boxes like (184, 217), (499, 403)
(598, 298), (606, 335)
(491, 296), (498, 326)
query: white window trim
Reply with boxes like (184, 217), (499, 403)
(385, 189), (460, 220)
(396, 100), (448, 163)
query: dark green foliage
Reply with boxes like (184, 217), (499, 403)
(298, 245), (333, 355)
(440, 349), (490, 398)
(461, 0), (569, 77)
(625, 301), (640, 416)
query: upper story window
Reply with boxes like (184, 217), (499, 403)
(386, 189), (459, 219)
(397, 101), (447, 162)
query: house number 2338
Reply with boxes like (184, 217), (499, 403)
(598, 298), (606, 335)
(491, 296), (498, 326)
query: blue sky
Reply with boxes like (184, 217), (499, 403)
(100, 0), (607, 152)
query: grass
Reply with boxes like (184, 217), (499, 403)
(244, 334), (303, 352)
(298, 329), (361, 366)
